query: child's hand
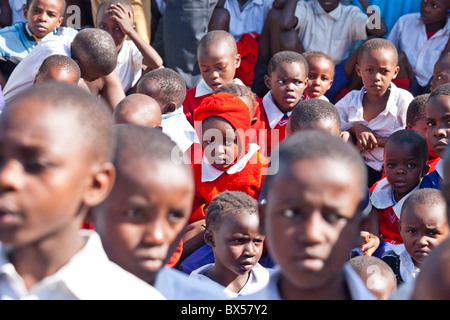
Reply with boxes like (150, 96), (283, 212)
(109, 3), (134, 36)
(352, 123), (378, 152)
(360, 231), (380, 256)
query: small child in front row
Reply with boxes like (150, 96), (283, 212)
(33, 54), (81, 86)
(335, 38), (414, 188)
(183, 30), (243, 126)
(420, 83), (450, 189)
(256, 50), (309, 156)
(91, 124), (226, 299)
(0, 83), (164, 300)
(245, 130), (376, 300)
(189, 191), (270, 298)
(368, 129), (429, 257)
(382, 188), (449, 286)
(136, 67), (198, 154)
(302, 51), (335, 102)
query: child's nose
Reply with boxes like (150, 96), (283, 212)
(0, 159), (23, 192)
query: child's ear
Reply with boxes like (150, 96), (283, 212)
(83, 162), (116, 208)
(204, 230), (215, 247)
(381, 163), (385, 176)
(258, 201), (266, 235)
(392, 66), (400, 80)
(264, 75), (272, 90)
(355, 63), (362, 78)
(162, 102), (177, 115)
(235, 53), (241, 69)
(422, 163), (430, 177)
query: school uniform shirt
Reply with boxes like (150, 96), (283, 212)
(335, 83), (413, 172)
(115, 40), (145, 93)
(189, 263), (271, 298)
(161, 107), (199, 153)
(381, 244), (420, 285)
(420, 158), (443, 190)
(387, 13), (450, 87)
(183, 78), (245, 126)
(154, 267), (227, 300)
(190, 143), (268, 223)
(242, 264), (376, 300)
(370, 177), (421, 245)
(0, 230), (166, 300)
(0, 23), (78, 65)
(294, 0), (368, 65)
(2, 32), (77, 102)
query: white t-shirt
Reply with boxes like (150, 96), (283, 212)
(0, 230), (166, 300)
(116, 40), (145, 92)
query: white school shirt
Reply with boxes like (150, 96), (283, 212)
(0, 230), (166, 300)
(2, 32), (76, 102)
(224, 0), (274, 41)
(335, 83), (413, 171)
(116, 40), (145, 92)
(385, 244), (420, 284)
(154, 267), (227, 300)
(261, 91), (293, 129)
(161, 107), (199, 153)
(242, 264), (376, 300)
(194, 77), (245, 98)
(387, 13), (450, 87)
(294, 0), (368, 65)
(190, 263), (271, 298)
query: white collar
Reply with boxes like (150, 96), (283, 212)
(435, 158), (444, 180)
(370, 177), (421, 219)
(201, 143), (260, 182)
(389, 244), (419, 282)
(262, 91), (292, 129)
(195, 78), (245, 98)
(312, 0), (342, 20)
(358, 82), (400, 118)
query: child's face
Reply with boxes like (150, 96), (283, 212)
(0, 101), (99, 247)
(264, 61), (308, 114)
(96, 6), (127, 52)
(430, 61), (450, 92)
(198, 43), (241, 92)
(356, 49), (399, 98)
(407, 119), (439, 158)
(383, 142), (429, 200)
(24, 0), (63, 39)
(318, 0), (341, 12)
(426, 95), (450, 158)
(305, 57), (334, 99)
(262, 158), (364, 293)
(34, 67), (79, 85)
(93, 161), (194, 284)
(201, 117), (239, 170)
(400, 202), (449, 267)
(207, 213), (264, 278)
(420, 0), (449, 27)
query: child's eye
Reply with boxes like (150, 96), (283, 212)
(426, 121), (435, 127)
(167, 209), (186, 223)
(278, 80), (286, 84)
(124, 208), (143, 219)
(324, 212), (347, 224)
(282, 208), (301, 218)
(407, 163), (417, 169)
(407, 229), (417, 235)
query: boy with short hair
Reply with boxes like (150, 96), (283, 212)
(113, 93), (162, 128)
(190, 191), (270, 298)
(387, 0), (449, 95)
(257, 50), (309, 157)
(33, 54), (81, 85)
(95, 0), (163, 93)
(0, 0), (78, 85)
(335, 38), (414, 187)
(0, 83), (164, 300)
(420, 83), (450, 189)
(246, 130), (375, 299)
(183, 30), (243, 126)
(382, 188), (449, 285)
(430, 52), (450, 92)
(302, 50), (335, 101)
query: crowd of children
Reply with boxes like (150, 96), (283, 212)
(0, 0), (449, 301)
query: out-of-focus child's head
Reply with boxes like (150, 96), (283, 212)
(286, 98), (341, 137)
(194, 92), (251, 170)
(383, 129), (429, 200)
(136, 68), (187, 115)
(356, 38), (399, 98)
(204, 191), (264, 280)
(426, 83), (450, 159)
(349, 255), (397, 300)
(24, 0), (65, 39)
(0, 82), (115, 248)
(34, 54), (81, 85)
(197, 30), (241, 92)
(260, 130), (368, 298)
(113, 93), (162, 128)
(92, 124), (194, 285)
(400, 188), (449, 268)
(302, 51), (335, 99)
(430, 53), (450, 92)
(95, 0), (134, 52)
(264, 51), (309, 114)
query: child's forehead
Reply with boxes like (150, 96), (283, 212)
(427, 95), (450, 113)
(271, 60), (307, 77)
(30, 0), (63, 10)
